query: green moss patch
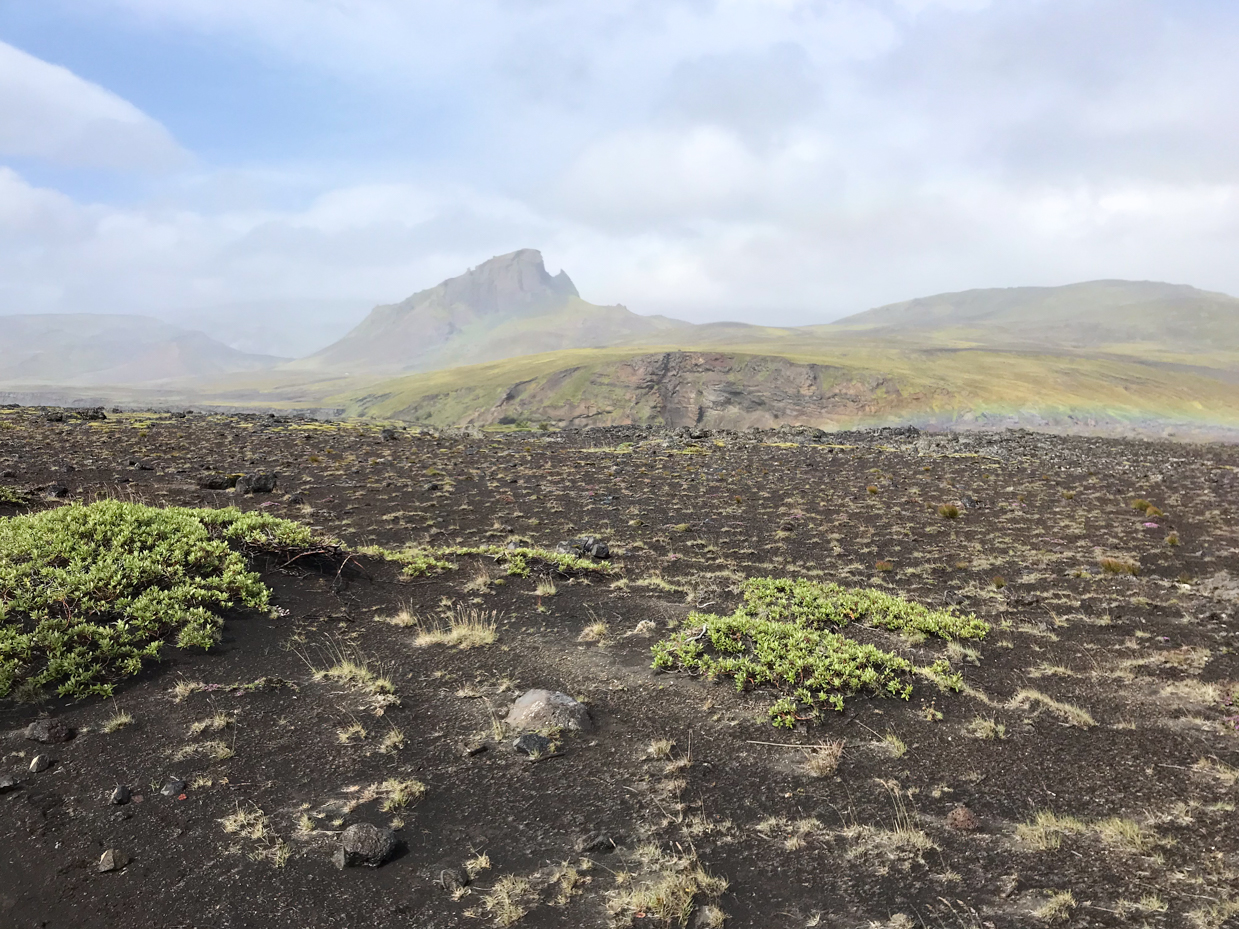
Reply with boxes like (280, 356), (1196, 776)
(0, 500), (317, 699)
(366, 543), (609, 579)
(653, 577), (987, 728)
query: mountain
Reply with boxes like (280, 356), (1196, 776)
(0, 314), (283, 387)
(314, 278), (1239, 436)
(294, 248), (696, 375)
(825, 280), (1239, 358)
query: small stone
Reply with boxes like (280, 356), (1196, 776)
(334, 822), (397, 868)
(110, 785), (132, 805)
(98, 849), (128, 873)
(460, 741), (489, 757)
(235, 472), (278, 494)
(160, 778), (187, 798)
(25, 719), (73, 744)
(197, 473), (235, 490)
(428, 864), (468, 893)
(577, 831), (620, 853)
(29, 754), (50, 774)
(505, 689), (593, 733)
(45, 483), (69, 498)
(513, 733), (552, 757)
(945, 805), (981, 831)
(0, 773), (19, 793)
(380, 428), (399, 441)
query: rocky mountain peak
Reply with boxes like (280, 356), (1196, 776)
(440, 248), (579, 317)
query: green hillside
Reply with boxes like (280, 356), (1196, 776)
(326, 340), (1239, 433)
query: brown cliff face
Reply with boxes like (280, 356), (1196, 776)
(459, 352), (921, 429)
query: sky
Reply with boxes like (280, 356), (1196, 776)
(2, 0), (1238, 356)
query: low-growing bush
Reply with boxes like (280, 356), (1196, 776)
(365, 543), (606, 579)
(0, 500), (319, 699)
(652, 577), (985, 728)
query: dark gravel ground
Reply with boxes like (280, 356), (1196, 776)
(2, 408), (1239, 929)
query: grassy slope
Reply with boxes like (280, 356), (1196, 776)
(325, 337), (1239, 428)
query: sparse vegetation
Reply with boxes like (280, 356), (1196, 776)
(0, 500), (320, 698)
(411, 606), (498, 649)
(653, 577), (983, 727)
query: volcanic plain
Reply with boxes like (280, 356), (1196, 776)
(2, 406), (1239, 929)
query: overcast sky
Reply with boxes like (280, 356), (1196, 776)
(2, 0), (1238, 355)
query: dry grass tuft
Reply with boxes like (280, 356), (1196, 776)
(412, 606), (498, 649)
(481, 874), (534, 927)
(1035, 891), (1075, 924)
(1008, 688), (1096, 728)
(802, 740), (844, 777)
(101, 709), (134, 733)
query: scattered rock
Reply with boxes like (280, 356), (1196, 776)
(513, 733), (552, 757)
(29, 754), (50, 774)
(556, 536), (611, 559)
(110, 785), (132, 806)
(160, 778), (187, 798)
(98, 849), (128, 873)
(380, 428), (399, 441)
(577, 831), (620, 853)
(426, 863), (468, 893)
(197, 473), (237, 490)
(945, 805), (981, 831)
(44, 410), (65, 423)
(25, 719), (73, 744)
(45, 483), (69, 498)
(0, 773), (20, 793)
(333, 823), (397, 868)
(505, 689), (593, 732)
(236, 472), (278, 494)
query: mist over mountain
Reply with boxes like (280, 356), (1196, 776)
(0, 314), (283, 387)
(5, 252), (1238, 438)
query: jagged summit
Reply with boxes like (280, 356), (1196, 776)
(439, 249), (579, 317)
(297, 248), (689, 375)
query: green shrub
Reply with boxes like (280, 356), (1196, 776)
(366, 543), (607, 579)
(653, 577), (985, 728)
(0, 501), (316, 699)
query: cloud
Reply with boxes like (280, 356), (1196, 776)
(0, 40), (185, 170)
(4, 0), (1239, 352)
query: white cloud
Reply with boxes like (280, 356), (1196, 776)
(0, 41), (185, 170)
(5, 1), (1239, 353)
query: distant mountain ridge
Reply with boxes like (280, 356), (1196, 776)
(827, 279), (1239, 354)
(0, 314), (282, 387)
(295, 249), (695, 375)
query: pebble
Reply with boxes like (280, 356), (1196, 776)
(160, 778), (187, 798)
(110, 785), (131, 805)
(98, 849), (128, 873)
(29, 754), (50, 774)
(333, 823), (397, 868)
(513, 733), (552, 757)
(505, 689), (593, 733)
(25, 719), (74, 744)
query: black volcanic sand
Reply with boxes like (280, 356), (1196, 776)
(2, 408), (1239, 928)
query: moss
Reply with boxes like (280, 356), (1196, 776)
(366, 543), (608, 579)
(653, 577), (984, 728)
(0, 500), (317, 699)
